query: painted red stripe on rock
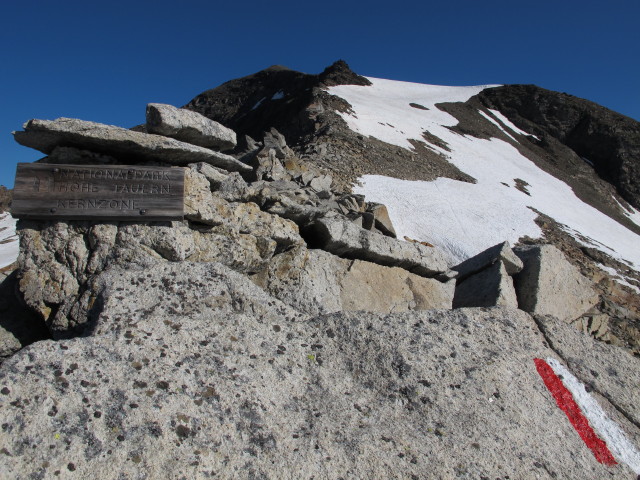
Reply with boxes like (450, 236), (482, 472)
(534, 358), (617, 466)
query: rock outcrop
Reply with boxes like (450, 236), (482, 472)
(514, 244), (600, 322)
(311, 217), (449, 277)
(366, 202), (397, 238)
(452, 241), (523, 281)
(451, 242), (522, 308)
(254, 248), (454, 315)
(453, 261), (518, 308)
(2, 260), (637, 479)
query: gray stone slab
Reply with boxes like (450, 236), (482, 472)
(367, 202), (397, 238)
(146, 103), (236, 151)
(312, 217), (449, 277)
(513, 244), (599, 322)
(14, 118), (251, 173)
(452, 241), (523, 281)
(257, 248), (454, 316)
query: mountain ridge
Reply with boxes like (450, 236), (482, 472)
(184, 61), (640, 232)
(1, 60), (640, 479)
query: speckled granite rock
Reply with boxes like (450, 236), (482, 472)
(255, 248), (454, 315)
(514, 245), (599, 322)
(146, 103), (237, 151)
(1, 260), (637, 479)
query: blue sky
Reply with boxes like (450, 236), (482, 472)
(1, 0), (638, 187)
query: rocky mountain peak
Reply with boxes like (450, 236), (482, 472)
(318, 59), (372, 86)
(478, 84), (640, 210)
(263, 64), (292, 72)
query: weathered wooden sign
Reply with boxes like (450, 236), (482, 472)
(11, 163), (185, 221)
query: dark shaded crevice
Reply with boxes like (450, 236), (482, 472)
(299, 222), (328, 250)
(183, 60), (370, 149)
(0, 271), (51, 359)
(80, 288), (107, 338)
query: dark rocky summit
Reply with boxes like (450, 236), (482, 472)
(479, 85), (640, 211)
(185, 61), (475, 192)
(317, 59), (373, 87)
(1, 62), (640, 479)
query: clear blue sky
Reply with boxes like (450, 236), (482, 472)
(2, 0), (638, 187)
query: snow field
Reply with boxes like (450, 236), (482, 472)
(330, 78), (640, 270)
(613, 196), (640, 228)
(0, 213), (18, 269)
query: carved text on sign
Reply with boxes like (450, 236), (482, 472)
(11, 163), (185, 221)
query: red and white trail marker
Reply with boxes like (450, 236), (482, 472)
(534, 357), (640, 476)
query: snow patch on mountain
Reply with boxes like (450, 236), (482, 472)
(487, 108), (540, 140)
(0, 213), (19, 269)
(354, 175), (540, 264)
(613, 196), (640, 228)
(597, 264), (640, 294)
(331, 78), (640, 269)
(478, 110), (518, 142)
(330, 78), (497, 150)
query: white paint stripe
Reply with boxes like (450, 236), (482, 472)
(547, 357), (640, 475)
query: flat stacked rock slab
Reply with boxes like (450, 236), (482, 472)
(256, 248), (455, 315)
(312, 217), (449, 277)
(452, 241), (523, 281)
(13, 118), (251, 173)
(146, 103), (237, 151)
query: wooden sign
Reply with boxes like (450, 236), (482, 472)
(11, 163), (185, 221)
